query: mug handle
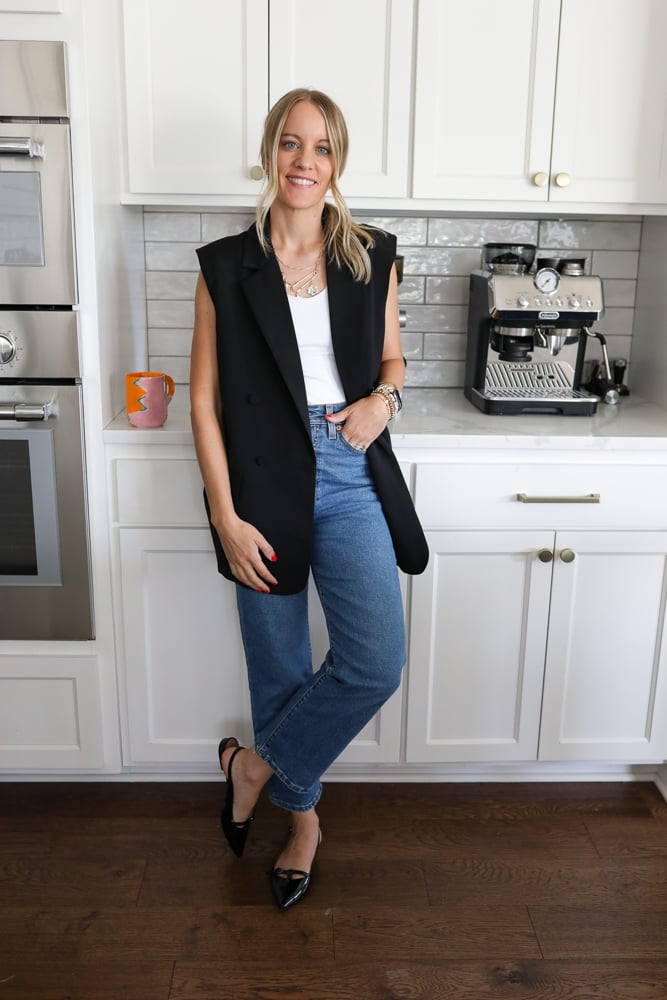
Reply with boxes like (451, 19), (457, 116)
(165, 375), (175, 401)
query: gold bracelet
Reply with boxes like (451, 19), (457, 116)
(371, 387), (396, 419)
(373, 381), (403, 415)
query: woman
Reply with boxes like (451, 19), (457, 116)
(190, 88), (428, 911)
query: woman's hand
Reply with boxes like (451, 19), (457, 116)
(325, 394), (390, 451)
(212, 513), (278, 592)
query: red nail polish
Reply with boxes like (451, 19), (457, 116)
(271, 554), (278, 562)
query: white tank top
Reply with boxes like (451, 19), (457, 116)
(287, 288), (346, 404)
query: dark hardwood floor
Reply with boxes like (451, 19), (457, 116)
(1, 779), (667, 998)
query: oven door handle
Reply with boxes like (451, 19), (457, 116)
(0, 137), (46, 159)
(0, 402), (55, 421)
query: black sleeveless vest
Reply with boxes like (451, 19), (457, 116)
(196, 223), (428, 593)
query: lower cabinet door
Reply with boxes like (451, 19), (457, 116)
(119, 527), (252, 765)
(406, 530), (554, 763)
(539, 530), (667, 761)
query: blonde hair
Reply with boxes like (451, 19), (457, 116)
(256, 88), (374, 283)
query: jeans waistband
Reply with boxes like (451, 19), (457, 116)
(307, 402), (346, 420)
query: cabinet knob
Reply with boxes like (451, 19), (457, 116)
(249, 164), (265, 181)
(532, 171), (549, 187)
(538, 548), (554, 563)
(560, 548), (576, 563)
(554, 172), (571, 188)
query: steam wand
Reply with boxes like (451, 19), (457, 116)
(583, 328), (620, 405)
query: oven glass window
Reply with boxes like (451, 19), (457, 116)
(0, 429), (61, 585)
(0, 439), (37, 574)
(0, 172), (45, 266)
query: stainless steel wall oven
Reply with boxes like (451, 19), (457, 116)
(0, 41), (92, 640)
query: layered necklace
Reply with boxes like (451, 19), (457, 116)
(274, 244), (324, 298)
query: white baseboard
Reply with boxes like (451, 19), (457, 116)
(1, 760), (664, 787)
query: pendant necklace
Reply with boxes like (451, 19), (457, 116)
(274, 245), (324, 298)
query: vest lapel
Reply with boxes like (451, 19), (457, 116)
(240, 226), (310, 435)
(327, 256), (369, 402)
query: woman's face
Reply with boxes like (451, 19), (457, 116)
(274, 101), (334, 211)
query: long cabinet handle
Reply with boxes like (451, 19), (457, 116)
(516, 493), (600, 504)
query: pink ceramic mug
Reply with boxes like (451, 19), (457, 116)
(125, 371), (175, 428)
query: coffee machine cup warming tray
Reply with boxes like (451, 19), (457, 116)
(464, 267), (604, 416)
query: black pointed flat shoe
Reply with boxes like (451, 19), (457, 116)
(218, 737), (255, 857)
(271, 826), (322, 911)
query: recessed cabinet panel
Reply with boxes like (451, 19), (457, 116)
(412, 0), (560, 200)
(406, 530), (553, 762)
(122, 0), (268, 195)
(269, 0), (413, 197)
(115, 459), (205, 525)
(539, 531), (667, 760)
(0, 656), (103, 768)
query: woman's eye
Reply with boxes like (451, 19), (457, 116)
(317, 146), (330, 155)
(283, 140), (298, 150)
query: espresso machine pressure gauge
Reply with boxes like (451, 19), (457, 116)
(534, 267), (560, 294)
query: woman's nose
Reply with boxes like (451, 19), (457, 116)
(294, 147), (313, 168)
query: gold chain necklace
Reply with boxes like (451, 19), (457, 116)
(274, 245), (324, 298)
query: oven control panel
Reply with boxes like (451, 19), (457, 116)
(0, 311), (79, 378)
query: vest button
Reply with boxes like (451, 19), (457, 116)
(254, 455), (264, 466)
(246, 393), (259, 405)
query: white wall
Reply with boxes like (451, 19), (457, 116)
(630, 217), (667, 408)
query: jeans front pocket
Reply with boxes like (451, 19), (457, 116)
(338, 429), (367, 455)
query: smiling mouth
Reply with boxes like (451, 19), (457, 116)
(287, 176), (316, 187)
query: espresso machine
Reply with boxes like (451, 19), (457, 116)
(464, 244), (606, 415)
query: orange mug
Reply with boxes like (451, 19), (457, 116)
(125, 371), (175, 428)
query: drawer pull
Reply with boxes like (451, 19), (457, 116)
(537, 548), (554, 563)
(560, 548), (576, 563)
(516, 493), (600, 504)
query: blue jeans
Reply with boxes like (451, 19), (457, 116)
(235, 403), (406, 812)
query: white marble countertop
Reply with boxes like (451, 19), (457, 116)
(104, 387), (667, 452)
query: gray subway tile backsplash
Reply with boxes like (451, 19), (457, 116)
(144, 209), (642, 386)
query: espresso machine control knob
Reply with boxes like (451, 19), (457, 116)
(568, 295), (581, 308)
(0, 333), (17, 365)
(518, 294), (530, 308)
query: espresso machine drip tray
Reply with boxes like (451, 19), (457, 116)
(478, 361), (598, 413)
(485, 362), (592, 400)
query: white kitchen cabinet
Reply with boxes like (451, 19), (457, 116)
(407, 530), (553, 762)
(118, 526), (252, 764)
(407, 460), (667, 764)
(549, 0), (667, 205)
(412, 0), (560, 202)
(539, 531), (667, 761)
(413, 0), (667, 205)
(269, 0), (413, 199)
(122, 0), (268, 198)
(121, 0), (413, 200)
(111, 454), (403, 767)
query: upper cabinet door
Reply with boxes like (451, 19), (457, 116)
(550, 0), (667, 204)
(122, 0), (268, 197)
(412, 0), (560, 201)
(269, 0), (414, 198)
